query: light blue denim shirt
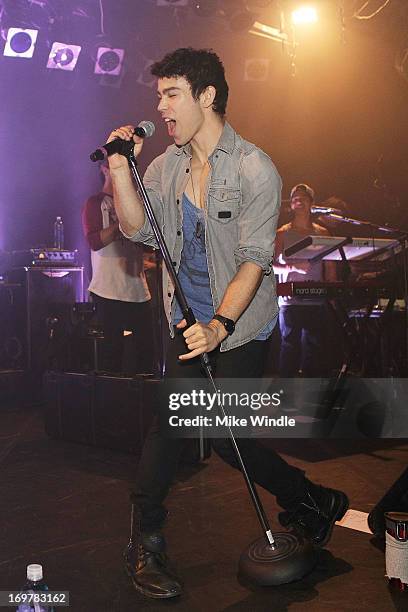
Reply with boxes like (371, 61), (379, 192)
(123, 121), (281, 351)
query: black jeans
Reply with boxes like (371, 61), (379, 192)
(279, 304), (328, 377)
(91, 293), (153, 374)
(131, 330), (308, 532)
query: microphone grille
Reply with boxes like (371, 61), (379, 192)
(138, 120), (155, 138)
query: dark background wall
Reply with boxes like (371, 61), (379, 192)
(0, 0), (407, 271)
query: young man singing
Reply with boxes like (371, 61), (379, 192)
(107, 48), (348, 599)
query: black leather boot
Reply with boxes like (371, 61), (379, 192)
(124, 505), (182, 599)
(278, 485), (349, 547)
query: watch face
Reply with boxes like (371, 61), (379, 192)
(214, 315), (235, 334)
(225, 319), (235, 333)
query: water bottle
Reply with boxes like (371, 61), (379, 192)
(16, 564), (55, 612)
(53, 216), (64, 250)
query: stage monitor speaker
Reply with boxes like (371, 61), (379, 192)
(43, 372), (210, 462)
(5, 267), (83, 371)
(44, 372), (157, 455)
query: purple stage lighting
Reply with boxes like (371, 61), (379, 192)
(11, 32), (32, 53)
(47, 43), (81, 71)
(157, 0), (188, 5)
(95, 48), (124, 76)
(55, 48), (75, 66)
(4, 28), (38, 58)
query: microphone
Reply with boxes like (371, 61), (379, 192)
(90, 121), (155, 162)
(310, 206), (342, 215)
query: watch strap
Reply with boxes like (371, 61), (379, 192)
(212, 314), (235, 335)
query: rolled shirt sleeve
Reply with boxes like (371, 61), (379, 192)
(119, 154), (165, 248)
(234, 149), (282, 275)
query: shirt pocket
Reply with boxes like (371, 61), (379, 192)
(207, 187), (241, 223)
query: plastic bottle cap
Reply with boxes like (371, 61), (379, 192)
(27, 564), (43, 581)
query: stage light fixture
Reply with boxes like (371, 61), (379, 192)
(3, 28), (38, 58)
(291, 5), (318, 26)
(222, 0), (256, 32)
(249, 20), (289, 44)
(47, 43), (82, 71)
(244, 58), (270, 81)
(95, 48), (125, 76)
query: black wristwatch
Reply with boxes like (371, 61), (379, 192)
(212, 314), (235, 335)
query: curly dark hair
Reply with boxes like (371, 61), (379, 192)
(151, 48), (229, 117)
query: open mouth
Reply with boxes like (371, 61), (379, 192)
(164, 118), (176, 137)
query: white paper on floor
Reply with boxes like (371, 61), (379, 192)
(336, 509), (371, 534)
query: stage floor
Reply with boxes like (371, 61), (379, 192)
(0, 405), (407, 612)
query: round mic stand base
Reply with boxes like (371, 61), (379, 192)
(238, 532), (318, 586)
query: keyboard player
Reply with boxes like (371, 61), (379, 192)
(274, 183), (337, 377)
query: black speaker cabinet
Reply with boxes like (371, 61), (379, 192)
(43, 372), (157, 455)
(6, 267), (83, 371)
(0, 281), (25, 369)
(0, 369), (29, 410)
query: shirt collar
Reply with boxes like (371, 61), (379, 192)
(174, 121), (235, 157)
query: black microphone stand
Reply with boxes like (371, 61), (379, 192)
(321, 211), (408, 375)
(125, 149), (317, 585)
